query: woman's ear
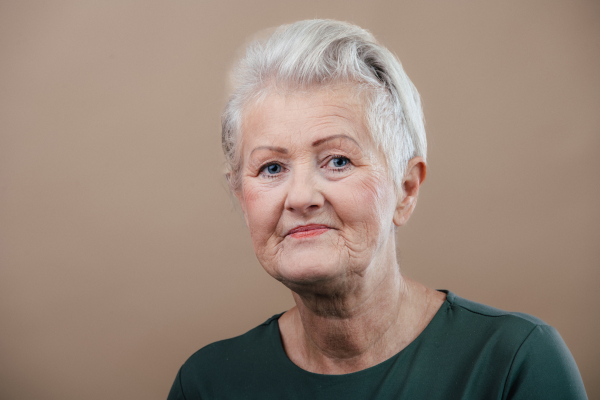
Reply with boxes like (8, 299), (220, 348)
(393, 157), (426, 227)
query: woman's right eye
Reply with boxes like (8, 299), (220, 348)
(261, 163), (282, 175)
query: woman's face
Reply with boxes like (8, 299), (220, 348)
(236, 87), (404, 292)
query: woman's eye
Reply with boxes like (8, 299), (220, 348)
(328, 157), (350, 169)
(263, 163), (282, 175)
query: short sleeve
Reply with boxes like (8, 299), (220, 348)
(502, 325), (587, 400)
(166, 367), (188, 400)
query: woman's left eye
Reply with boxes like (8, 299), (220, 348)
(327, 156), (350, 169)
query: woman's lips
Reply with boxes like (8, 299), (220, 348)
(287, 224), (330, 238)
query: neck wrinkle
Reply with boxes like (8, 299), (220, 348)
(291, 266), (409, 372)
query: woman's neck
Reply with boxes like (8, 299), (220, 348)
(278, 267), (445, 375)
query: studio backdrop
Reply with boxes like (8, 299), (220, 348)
(0, 1), (598, 399)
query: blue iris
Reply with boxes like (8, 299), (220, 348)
(266, 164), (282, 174)
(331, 157), (349, 168)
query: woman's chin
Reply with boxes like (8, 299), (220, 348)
(258, 239), (353, 293)
(273, 259), (349, 294)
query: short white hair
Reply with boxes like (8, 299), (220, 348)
(222, 19), (426, 192)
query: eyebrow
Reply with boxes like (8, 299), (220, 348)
(312, 134), (362, 149)
(249, 134), (361, 157)
(250, 146), (288, 157)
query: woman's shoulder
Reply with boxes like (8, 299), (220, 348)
(181, 312), (284, 373)
(435, 290), (558, 353)
(442, 290), (548, 330)
(168, 313), (290, 400)
(431, 291), (587, 399)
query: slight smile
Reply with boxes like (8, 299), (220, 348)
(287, 224), (331, 239)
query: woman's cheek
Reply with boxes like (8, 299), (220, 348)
(335, 174), (394, 230)
(242, 183), (282, 238)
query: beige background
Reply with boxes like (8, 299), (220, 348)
(1, 1), (598, 399)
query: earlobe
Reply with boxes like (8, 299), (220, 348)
(393, 157), (426, 227)
(393, 196), (414, 226)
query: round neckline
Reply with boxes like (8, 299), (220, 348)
(272, 290), (452, 378)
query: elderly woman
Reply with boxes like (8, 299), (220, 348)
(168, 20), (586, 399)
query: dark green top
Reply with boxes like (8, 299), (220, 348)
(167, 291), (587, 399)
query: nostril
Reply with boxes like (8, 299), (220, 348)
(285, 189), (324, 213)
(284, 173), (325, 213)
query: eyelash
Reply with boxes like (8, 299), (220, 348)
(258, 155), (352, 178)
(259, 162), (286, 179)
(324, 155), (352, 173)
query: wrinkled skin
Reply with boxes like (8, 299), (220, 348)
(234, 86), (442, 374)
(237, 87), (401, 298)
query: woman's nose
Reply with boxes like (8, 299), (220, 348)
(284, 167), (324, 214)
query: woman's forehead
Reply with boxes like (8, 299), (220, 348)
(240, 87), (369, 149)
